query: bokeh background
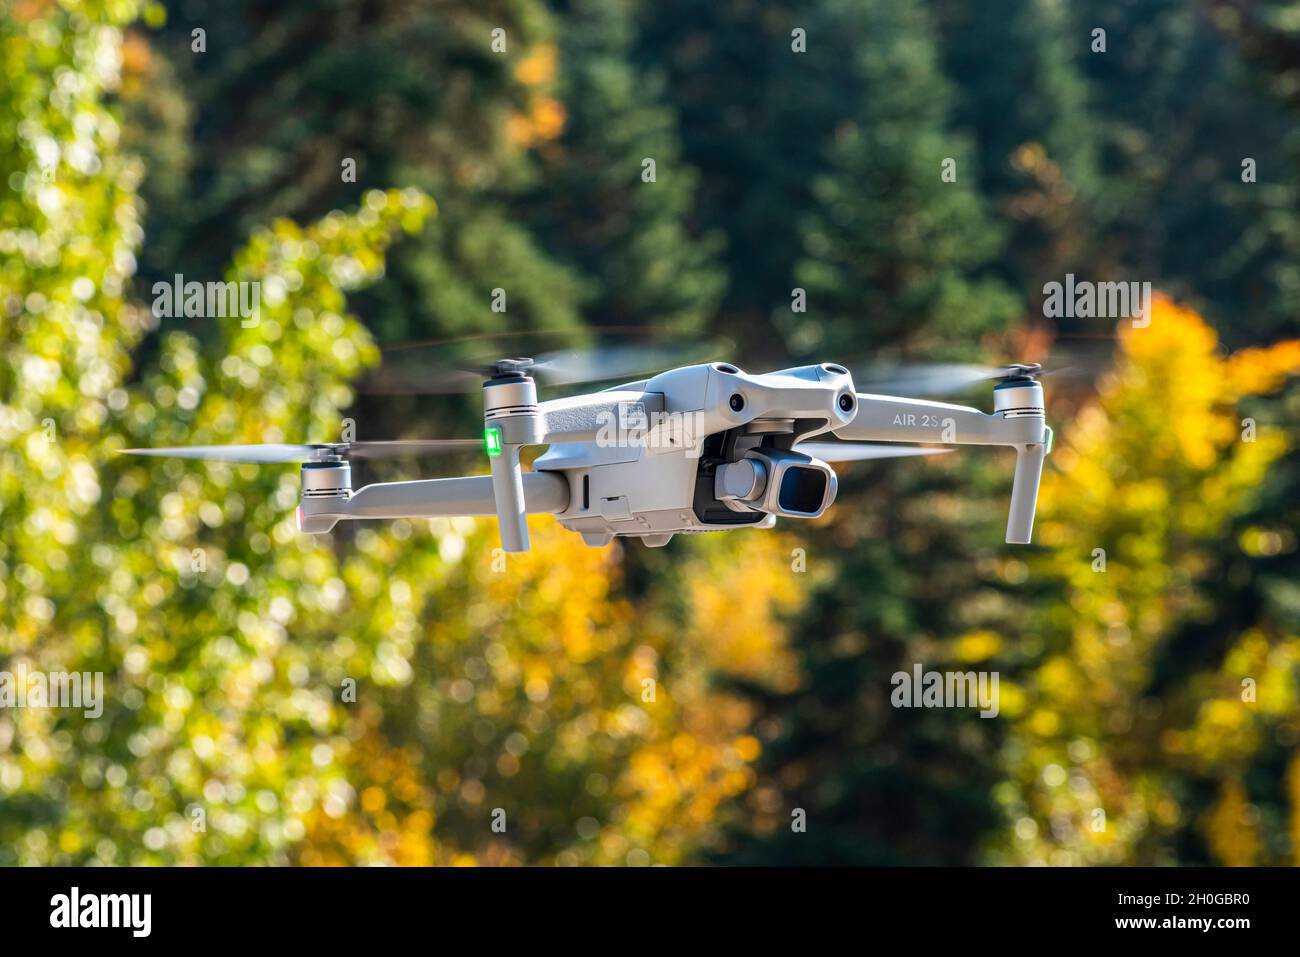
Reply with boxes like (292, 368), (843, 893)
(3, 0), (1300, 865)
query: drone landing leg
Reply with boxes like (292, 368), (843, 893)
(489, 445), (531, 552)
(1006, 443), (1046, 544)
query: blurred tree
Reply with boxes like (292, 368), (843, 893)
(1, 0), (802, 866)
(995, 298), (1300, 865)
(633, 0), (847, 349)
(718, 0), (1023, 866)
(522, 0), (725, 336)
(933, 0), (1102, 303)
(783, 0), (1020, 358)
(1060, 0), (1297, 343)
(300, 521), (804, 865)
(134, 0), (584, 346)
(1204, 0), (1300, 345)
(718, 453), (1027, 865)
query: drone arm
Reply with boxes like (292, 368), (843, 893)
(835, 394), (1042, 446)
(835, 391), (1049, 545)
(314, 472), (568, 520)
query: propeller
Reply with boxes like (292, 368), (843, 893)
(118, 439), (481, 464)
(850, 362), (1053, 396)
(796, 441), (953, 463)
(362, 331), (730, 395)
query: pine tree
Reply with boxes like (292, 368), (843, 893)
(137, 0), (586, 345)
(633, 0), (848, 346)
(525, 0), (725, 336)
(783, 0), (1019, 360)
(932, 0), (1101, 300)
(718, 0), (1023, 866)
(1060, 0), (1296, 342)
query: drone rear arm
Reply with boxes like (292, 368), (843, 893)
(298, 471), (569, 535)
(345, 471), (568, 518)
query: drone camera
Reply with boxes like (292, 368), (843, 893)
(715, 448), (837, 519)
(777, 463), (831, 514)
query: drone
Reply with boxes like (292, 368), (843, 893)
(121, 358), (1052, 552)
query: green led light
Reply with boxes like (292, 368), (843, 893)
(1044, 426), (1054, 455)
(484, 425), (503, 457)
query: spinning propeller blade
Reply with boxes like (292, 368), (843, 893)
(119, 444), (326, 463)
(852, 362), (1047, 396)
(345, 440), (483, 459)
(118, 440), (480, 464)
(362, 331), (729, 395)
(528, 344), (707, 386)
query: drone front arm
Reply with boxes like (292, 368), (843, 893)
(835, 394), (1042, 446)
(835, 390), (1050, 544)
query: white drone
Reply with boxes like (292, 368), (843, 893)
(122, 358), (1052, 552)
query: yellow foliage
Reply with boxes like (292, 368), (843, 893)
(515, 43), (558, 87)
(295, 520), (806, 866)
(954, 629), (1002, 663)
(998, 294), (1300, 864)
(1205, 780), (1259, 867)
(506, 97), (567, 148)
(506, 44), (565, 147)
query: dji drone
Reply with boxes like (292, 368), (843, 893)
(122, 359), (1052, 552)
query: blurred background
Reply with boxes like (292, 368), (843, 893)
(3, 0), (1300, 865)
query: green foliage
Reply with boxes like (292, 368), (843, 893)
(994, 301), (1300, 864)
(523, 0), (725, 335)
(4, 0), (1300, 868)
(134, 0), (584, 346)
(935, 0), (1101, 296)
(1061, 0), (1298, 341)
(633, 0), (844, 346)
(0, 0), (795, 865)
(785, 0), (1019, 357)
(3, 175), (435, 860)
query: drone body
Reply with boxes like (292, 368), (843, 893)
(124, 359), (1052, 552)
(534, 362), (855, 548)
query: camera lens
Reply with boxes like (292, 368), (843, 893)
(729, 393), (745, 412)
(778, 466), (829, 514)
(838, 393), (854, 412)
